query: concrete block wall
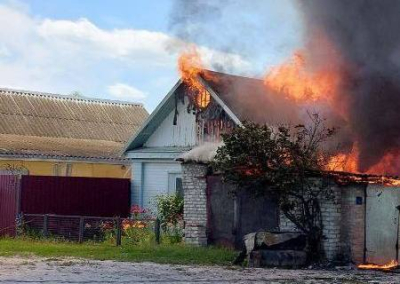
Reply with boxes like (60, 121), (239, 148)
(182, 163), (208, 246)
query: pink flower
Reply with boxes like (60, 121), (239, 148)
(130, 205), (147, 215)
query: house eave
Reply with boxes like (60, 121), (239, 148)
(0, 153), (130, 165)
(125, 147), (190, 160)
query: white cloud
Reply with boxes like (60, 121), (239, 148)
(36, 17), (251, 70)
(108, 83), (146, 101)
(0, 3), (251, 107)
(37, 18), (175, 66)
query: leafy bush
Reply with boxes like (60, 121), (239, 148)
(155, 194), (184, 243)
(156, 194), (183, 229)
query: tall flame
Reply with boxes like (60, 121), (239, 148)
(178, 47), (205, 93)
(177, 47), (212, 108)
(263, 47), (400, 177)
(264, 51), (339, 103)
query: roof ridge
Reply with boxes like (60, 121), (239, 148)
(0, 87), (145, 108)
(201, 69), (264, 82)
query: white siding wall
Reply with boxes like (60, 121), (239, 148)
(145, 97), (197, 147)
(131, 161), (143, 207)
(131, 160), (182, 212)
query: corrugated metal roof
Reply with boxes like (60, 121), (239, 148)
(0, 88), (149, 160)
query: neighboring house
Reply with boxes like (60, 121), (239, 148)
(0, 88), (148, 178)
(123, 70), (299, 208)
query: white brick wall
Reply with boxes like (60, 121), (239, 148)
(182, 163), (208, 246)
(279, 182), (342, 261)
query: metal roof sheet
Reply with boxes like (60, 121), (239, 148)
(0, 88), (149, 160)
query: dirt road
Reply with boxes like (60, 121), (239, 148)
(0, 256), (399, 283)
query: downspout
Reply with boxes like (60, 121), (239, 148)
(396, 205), (400, 262)
(140, 162), (145, 207)
(363, 185), (367, 263)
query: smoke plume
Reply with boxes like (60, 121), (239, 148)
(297, 0), (400, 172)
(169, 0), (299, 74)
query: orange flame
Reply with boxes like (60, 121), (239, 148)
(263, 47), (400, 177)
(326, 144), (360, 173)
(264, 51), (339, 103)
(178, 47), (212, 108)
(327, 146), (400, 179)
(358, 260), (398, 271)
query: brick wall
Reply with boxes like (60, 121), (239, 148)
(182, 163), (208, 246)
(182, 162), (367, 262)
(279, 183), (366, 263)
(320, 184), (342, 260)
(278, 183), (342, 260)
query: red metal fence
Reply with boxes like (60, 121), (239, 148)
(0, 175), (131, 237)
(0, 176), (20, 236)
(21, 176), (130, 217)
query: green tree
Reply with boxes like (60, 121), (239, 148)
(213, 113), (336, 261)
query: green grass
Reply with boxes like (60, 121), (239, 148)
(0, 238), (237, 266)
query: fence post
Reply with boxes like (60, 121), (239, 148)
(155, 218), (161, 245)
(116, 217), (122, 246)
(15, 212), (24, 237)
(43, 214), (49, 238)
(78, 217), (84, 243)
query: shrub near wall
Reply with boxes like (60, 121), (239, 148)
(155, 194), (184, 243)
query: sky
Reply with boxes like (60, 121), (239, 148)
(0, 0), (303, 112)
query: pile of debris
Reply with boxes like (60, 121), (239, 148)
(235, 231), (307, 268)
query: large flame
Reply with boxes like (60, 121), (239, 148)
(264, 51), (339, 103)
(177, 43), (400, 177)
(358, 260), (399, 271)
(327, 145), (400, 178)
(178, 47), (205, 93)
(178, 47), (212, 108)
(263, 47), (400, 177)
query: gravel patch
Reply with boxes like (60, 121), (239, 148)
(0, 256), (399, 283)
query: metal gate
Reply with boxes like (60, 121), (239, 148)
(366, 184), (400, 264)
(207, 175), (279, 248)
(0, 175), (20, 236)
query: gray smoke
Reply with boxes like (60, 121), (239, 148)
(298, 0), (400, 173)
(168, 0), (298, 74)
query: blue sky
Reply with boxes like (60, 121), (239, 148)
(0, 0), (303, 111)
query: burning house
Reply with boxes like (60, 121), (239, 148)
(123, 54), (300, 210)
(122, 0), (400, 268)
(123, 60), (400, 266)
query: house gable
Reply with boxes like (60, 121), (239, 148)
(123, 76), (241, 154)
(145, 95), (197, 148)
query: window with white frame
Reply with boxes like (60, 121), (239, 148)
(168, 173), (183, 198)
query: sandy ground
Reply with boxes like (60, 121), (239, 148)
(0, 256), (399, 284)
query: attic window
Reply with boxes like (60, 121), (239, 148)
(196, 90), (211, 109)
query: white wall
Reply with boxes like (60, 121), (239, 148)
(131, 160), (182, 212)
(145, 97), (197, 148)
